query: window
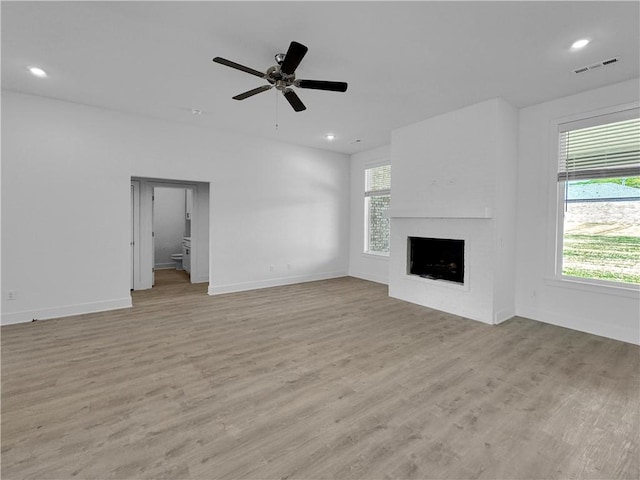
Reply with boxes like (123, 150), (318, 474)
(557, 109), (640, 285)
(364, 164), (391, 255)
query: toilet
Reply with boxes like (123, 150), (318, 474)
(171, 253), (183, 270)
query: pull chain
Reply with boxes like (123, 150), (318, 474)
(275, 90), (279, 131)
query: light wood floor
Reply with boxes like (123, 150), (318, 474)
(2, 271), (638, 479)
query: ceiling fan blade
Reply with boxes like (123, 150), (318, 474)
(296, 79), (348, 92)
(213, 57), (265, 78)
(280, 41), (308, 75)
(283, 89), (306, 112)
(233, 85), (273, 100)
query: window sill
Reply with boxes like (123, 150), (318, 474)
(544, 276), (640, 299)
(362, 252), (389, 260)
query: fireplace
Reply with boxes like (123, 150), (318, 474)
(407, 236), (465, 284)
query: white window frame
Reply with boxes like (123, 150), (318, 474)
(547, 102), (640, 296)
(364, 162), (391, 257)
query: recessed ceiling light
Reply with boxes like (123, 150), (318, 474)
(325, 134), (336, 141)
(28, 66), (47, 78)
(191, 109), (204, 115)
(571, 39), (590, 50)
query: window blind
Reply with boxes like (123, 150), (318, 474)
(558, 113), (640, 181)
(365, 164), (391, 197)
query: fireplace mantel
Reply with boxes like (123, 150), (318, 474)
(388, 207), (492, 219)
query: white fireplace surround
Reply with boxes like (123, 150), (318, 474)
(388, 98), (518, 325)
(390, 216), (503, 323)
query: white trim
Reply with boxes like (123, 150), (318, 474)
(364, 188), (391, 197)
(516, 306), (639, 346)
(551, 181), (565, 279)
(191, 274), (209, 284)
(139, 181), (155, 289)
(137, 178), (200, 189)
(187, 185), (198, 284)
(364, 163), (391, 255)
(154, 263), (178, 270)
(551, 101), (640, 131)
(363, 157), (391, 169)
(208, 271), (348, 295)
(494, 308), (515, 325)
(132, 177), (209, 290)
(544, 276), (640, 299)
(557, 103), (639, 132)
(349, 272), (389, 285)
(363, 248), (391, 256)
(1, 297), (133, 326)
(361, 252), (390, 260)
(389, 207), (493, 219)
(131, 180), (142, 290)
(548, 101), (640, 287)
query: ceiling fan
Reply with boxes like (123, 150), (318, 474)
(213, 41), (348, 112)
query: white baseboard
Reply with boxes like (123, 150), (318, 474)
(1, 297), (133, 326)
(154, 263), (177, 270)
(516, 305), (639, 345)
(494, 307), (516, 325)
(348, 271), (389, 285)
(208, 271), (348, 295)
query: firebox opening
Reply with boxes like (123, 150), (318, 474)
(407, 237), (465, 284)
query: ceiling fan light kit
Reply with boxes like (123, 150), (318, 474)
(213, 41), (348, 112)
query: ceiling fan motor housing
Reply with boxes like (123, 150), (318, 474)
(266, 65), (296, 91)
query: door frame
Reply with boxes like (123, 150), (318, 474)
(131, 180), (142, 290)
(131, 177), (203, 290)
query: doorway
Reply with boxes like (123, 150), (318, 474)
(131, 177), (210, 291)
(153, 186), (193, 285)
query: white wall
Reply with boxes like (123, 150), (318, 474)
(1, 91), (350, 324)
(348, 145), (391, 284)
(388, 98), (518, 325)
(492, 99), (520, 321)
(515, 78), (640, 345)
(153, 187), (186, 268)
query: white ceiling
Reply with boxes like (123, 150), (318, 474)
(2, 1), (639, 155)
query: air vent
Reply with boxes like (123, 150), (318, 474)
(574, 57), (620, 74)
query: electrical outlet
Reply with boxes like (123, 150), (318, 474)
(7, 291), (17, 301)
(287, 264), (292, 271)
(269, 265), (275, 272)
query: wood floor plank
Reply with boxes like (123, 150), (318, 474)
(2, 270), (638, 479)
